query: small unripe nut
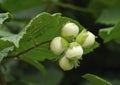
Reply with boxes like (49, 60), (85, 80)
(61, 22), (79, 41)
(65, 42), (83, 60)
(59, 56), (73, 71)
(76, 30), (95, 48)
(50, 37), (68, 55)
(82, 31), (95, 48)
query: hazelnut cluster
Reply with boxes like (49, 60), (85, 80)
(50, 22), (95, 71)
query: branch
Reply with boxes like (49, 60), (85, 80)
(13, 40), (51, 58)
(54, 1), (92, 13)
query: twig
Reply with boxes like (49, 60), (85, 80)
(13, 40), (51, 58)
(54, 1), (92, 13)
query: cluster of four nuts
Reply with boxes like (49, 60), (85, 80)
(50, 22), (95, 71)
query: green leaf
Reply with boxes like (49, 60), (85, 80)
(0, 46), (14, 62)
(0, 0), (54, 19)
(21, 56), (46, 74)
(82, 73), (112, 85)
(9, 12), (98, 71)
(97, 9), (120, 25)
(1, 0), (48, 12)
(89, 0), (120, 9)
(14, 12), (84, 57)
(20, 44), (57, 62)
(88, 0), (120, 17)
(99, 22), (120, 43)
(0, 13), (25, 48)
(23, 12), (84, 43)
(9, 12), (85, 71)
(0, 25), (13, 37)
(7, 62), (63, 85)
(0, 25), (26, 47)
(21, 67), (63, 85)
(0, 12), (12, 24)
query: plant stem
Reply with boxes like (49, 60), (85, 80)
(54, 1), (92, 13)
(13, 40), (50, 58)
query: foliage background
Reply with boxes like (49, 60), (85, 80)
(0, 0), (120, 85)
